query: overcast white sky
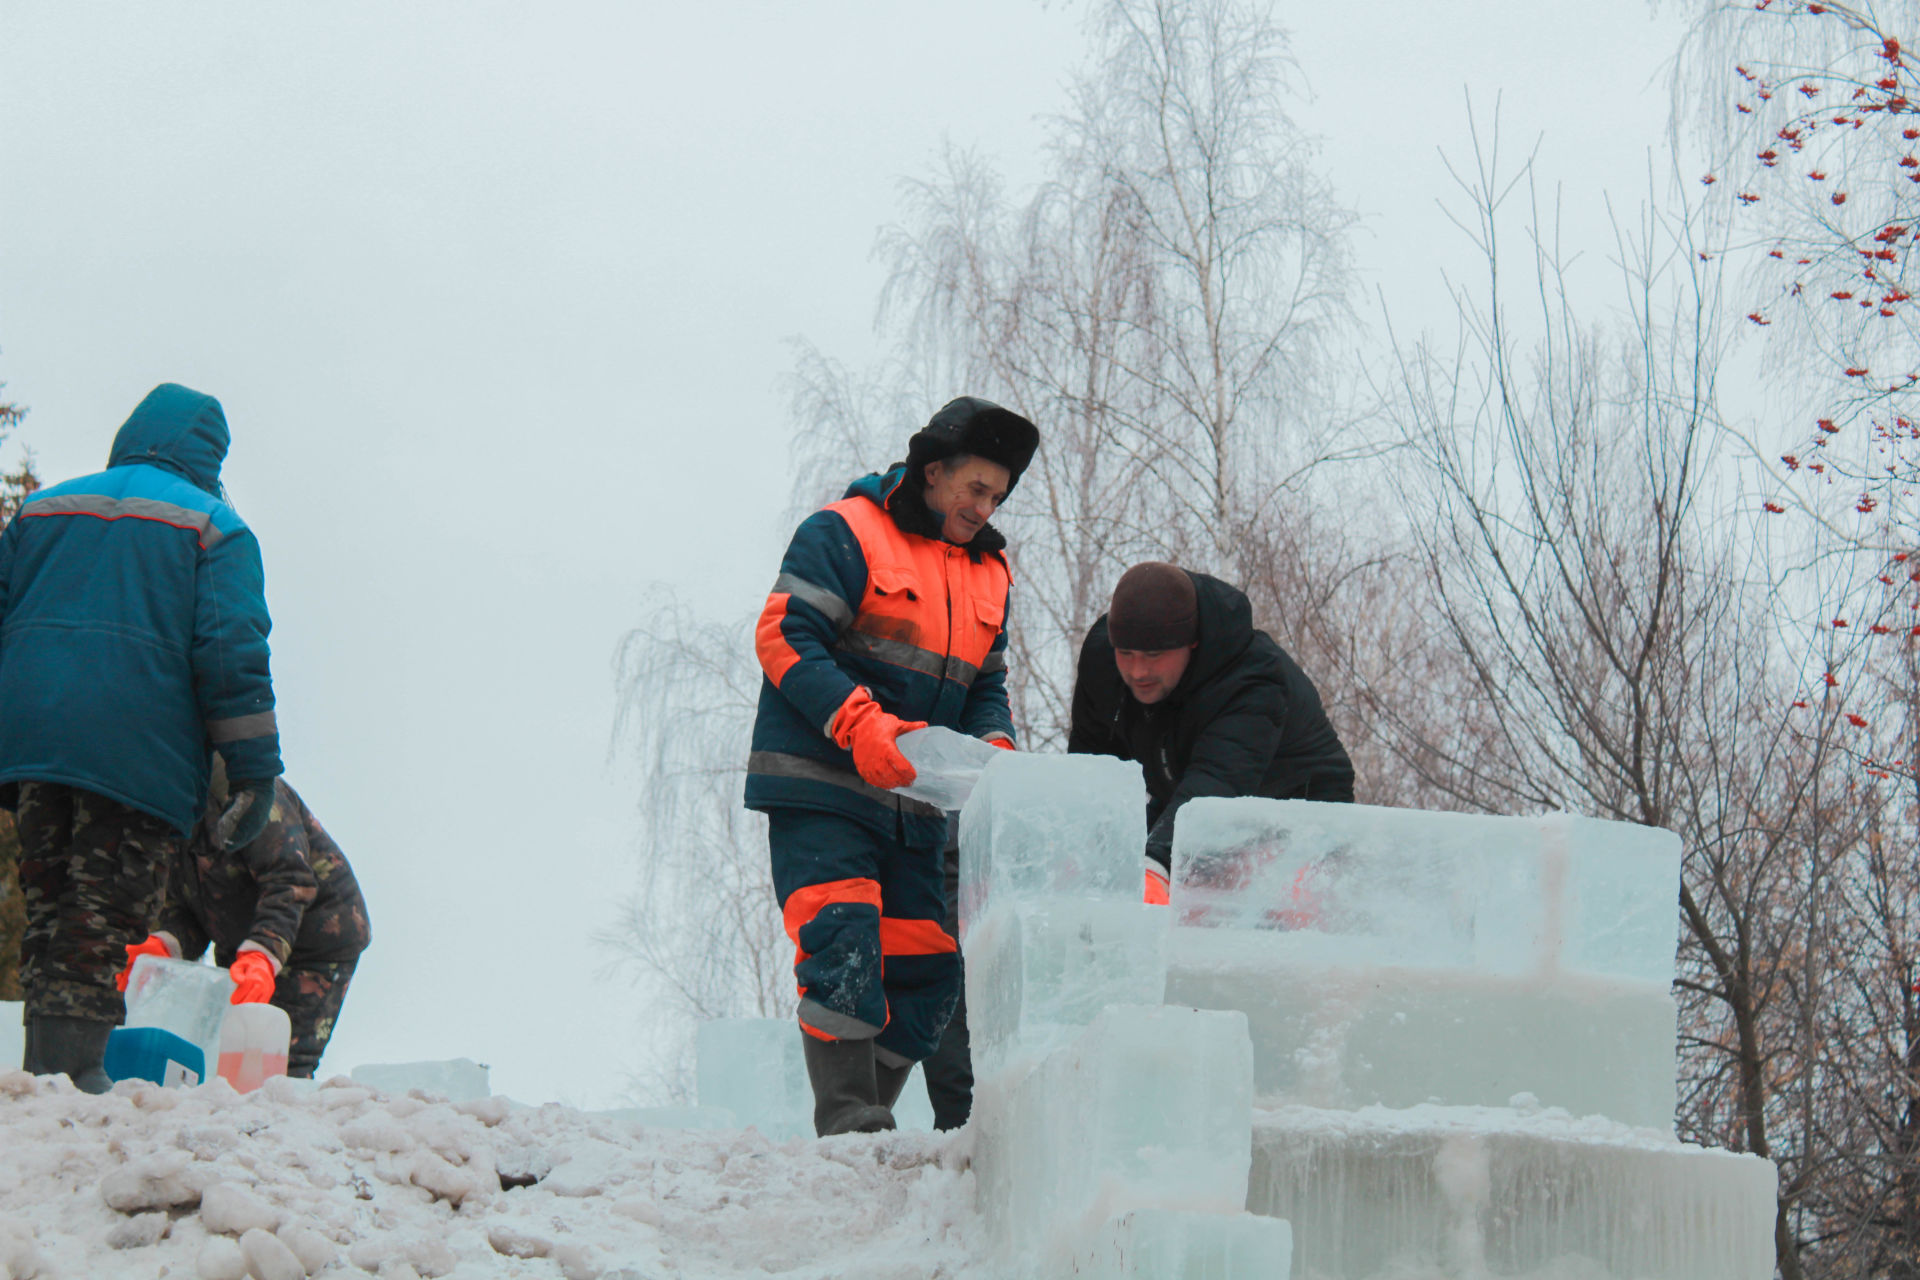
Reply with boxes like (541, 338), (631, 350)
(0, 1), (1688, 1106)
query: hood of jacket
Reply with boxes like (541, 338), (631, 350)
(107, 383), (230, 495)
(843, 464), (1008, 557)
(1168, 572), (1258, 701)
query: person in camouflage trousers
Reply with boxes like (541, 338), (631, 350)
(124, 759), (370, 1078)
(1, 385), (284, 1092)
(15, 785), (177, 1023)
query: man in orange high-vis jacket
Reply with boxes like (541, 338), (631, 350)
(747, 397), (1037, 1137)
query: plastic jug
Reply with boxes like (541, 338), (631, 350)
(104, 1026), (205, 1087)
(217, 1003), (291, 1093)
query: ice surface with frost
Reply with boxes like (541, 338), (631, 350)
(0, 1067), (989, 1279)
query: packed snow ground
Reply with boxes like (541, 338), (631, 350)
(0, 1069), (985, 1280)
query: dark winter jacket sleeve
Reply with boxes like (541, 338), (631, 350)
(235, 784), (321, 966)
(193, 526), (282, 784)
(958, 580), (1015, 744)
(1144, 695), (1287, 871)
(755, 509), (868, 738)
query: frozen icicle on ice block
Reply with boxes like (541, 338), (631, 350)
(217, 1003), (290, 1093)
(1080, 1209), (1293, 1280)
(350, 1058), (490, 1102)
(966, 896), (1169, 1078)
(1166, 798), (1681, 1125)
(957, 752), (1147, 939)
(1247, 1105), (1777, 1280)
(695, 1018), (814, 1141)
(123, 955), (233, 1066)
(973, 1005), (1255, 1274)
(893, 726), (1003, 811)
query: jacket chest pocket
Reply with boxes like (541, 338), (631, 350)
(854, 565), (930, 647)
(957, 592), (1005, 668)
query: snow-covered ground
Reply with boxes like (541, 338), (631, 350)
(0, 1069), (985, 1280)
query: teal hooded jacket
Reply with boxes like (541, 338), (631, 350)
(0, 384), (281, 834)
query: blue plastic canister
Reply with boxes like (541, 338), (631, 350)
(104, 1026), (206, 1087)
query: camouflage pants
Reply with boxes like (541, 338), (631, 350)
(274, 958), (357, 1079)
(15, 782), (179, 1022)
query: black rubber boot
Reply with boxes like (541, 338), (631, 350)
(25, 1016), (115, 1094)
(875, 1058), (913, 1110)
(801, 1030), (896, 1136)
(18, 1018), (34, 1074)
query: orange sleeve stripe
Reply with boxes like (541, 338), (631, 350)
(755, 593), (803, 686)
(879, 916), (957, 957)
(783, 877), (883, 945)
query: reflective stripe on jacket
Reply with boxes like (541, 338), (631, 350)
(746, 465), (1014, 849)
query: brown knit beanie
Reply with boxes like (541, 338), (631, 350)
(1108, 562), (1198, 650)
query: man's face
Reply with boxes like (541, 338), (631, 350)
(1114, 645), (1195, 705)
(923, 456), (1012, 544)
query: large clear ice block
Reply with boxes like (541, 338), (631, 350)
(973, 1005), (1255, 1275)
(966, 897), (1169, 1079)
(1169, 798), (1681, 982)
(1247, 1105), (1777, 1280)
(958, 753), (1147, 940)
(122, 955), (232, 1066)
(695, 1018), (813, 1142)
(350, 1058), (491, 1102)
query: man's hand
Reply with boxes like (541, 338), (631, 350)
(832, 689), (927, 790)
(213, 779), (276, 852)
(116, 935), (174, 992)
(986, 737), (1015, 751)
(227, 951), (277, 1005)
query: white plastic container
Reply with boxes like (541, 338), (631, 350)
(217, 1003), (291, 1093)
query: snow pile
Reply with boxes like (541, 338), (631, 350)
(0, 1069), (985, 1280)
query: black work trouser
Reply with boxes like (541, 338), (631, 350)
(919, 836), (973, 1130)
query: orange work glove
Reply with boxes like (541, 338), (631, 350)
(987, 737), (1015, 751)
(831, 688), (927, 790)
(1143, 858), (1170, 906)
(117, 935), (173, 992)
(228, 951), (277, 1005)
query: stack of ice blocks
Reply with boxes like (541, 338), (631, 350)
(1166, 797), (1777, 1278)
(961, 754), (1292, 1278)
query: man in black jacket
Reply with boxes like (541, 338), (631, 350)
(1068, 562), (1354, 901)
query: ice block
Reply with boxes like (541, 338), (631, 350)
(1081, 1209), (1293, 1279)
(1248, 1104), (1777, 1279)
(894, 726), (1003, 811)
(966, 896), (1169, 1079)
(350, 1058), (491, 1102)
(695, 1018), (814, 1141)
(1168, 799), (1681, 982)
(123, 955), (233, 1068)
(972, 1005), (1255, 1273)
(958, 753), (1147, 940)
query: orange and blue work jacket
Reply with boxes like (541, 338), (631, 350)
(746, 465), (1015, 850)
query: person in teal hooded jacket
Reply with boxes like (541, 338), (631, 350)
(0, 383), (283, 1092)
